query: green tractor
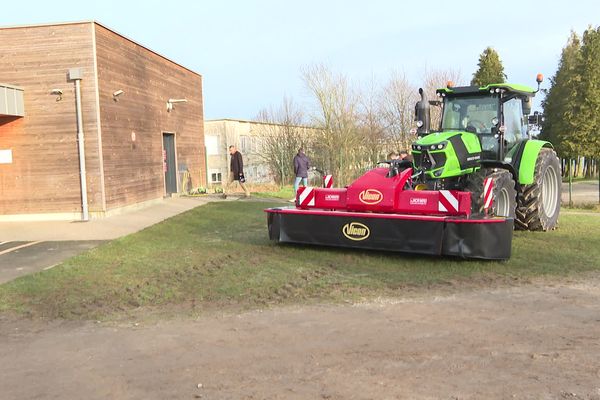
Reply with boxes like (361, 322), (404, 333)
(411, 75), (561, 230)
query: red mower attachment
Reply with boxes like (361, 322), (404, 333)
(266, 166), (513, 260)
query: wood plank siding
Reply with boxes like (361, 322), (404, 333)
(94, 24), (205, 209)
(0, 23), (101, 215)
(0, 21), (205, 216)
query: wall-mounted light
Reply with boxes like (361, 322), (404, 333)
(167, 98), (188, 112)
(113, 90), (124, 102)
(50, 89), (63, 102)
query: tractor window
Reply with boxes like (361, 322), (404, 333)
(441, 96), (498, 133)
(502, 98), (524, 144)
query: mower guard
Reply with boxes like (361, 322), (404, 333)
(266, 207), (513, 260)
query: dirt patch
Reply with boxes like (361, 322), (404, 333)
(2, 280), (600, 400)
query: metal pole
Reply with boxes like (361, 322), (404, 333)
(568, 158), (573, 207)
(280, 148), (284, 188)
(204, 145), (209, 189)
(74, 78), (89, 221)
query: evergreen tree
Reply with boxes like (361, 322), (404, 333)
(541, 32), (581, 157)
(471, 47), (507, 86)
(571, 27), (600, 159)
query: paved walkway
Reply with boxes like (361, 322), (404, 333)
(0, 195), (227, 242)
(0, 195), (238, 283)
(561, 181), (599, 205)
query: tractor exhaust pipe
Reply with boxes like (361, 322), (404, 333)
(415, 88), (431, 135)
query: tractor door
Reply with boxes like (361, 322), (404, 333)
(502, 98), (526, 152)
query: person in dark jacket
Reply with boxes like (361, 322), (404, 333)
(291, 148), (311, 202)
(222, 145), (250, 198)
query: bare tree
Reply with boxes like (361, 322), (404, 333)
(422, 67), (464, 130)
(380, 71), (418, 153)
(302, 64), (362, 185)
(356, 76), (388, 167)
(255, 96), (307, 185)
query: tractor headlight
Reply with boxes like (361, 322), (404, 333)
(417, 145), (422, 151)
(426, 141), (447, 151)
(416, 120), (424, 128)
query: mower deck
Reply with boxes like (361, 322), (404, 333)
(266, 207), (513, 260)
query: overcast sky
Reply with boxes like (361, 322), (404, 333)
(2, 0), (598, 119)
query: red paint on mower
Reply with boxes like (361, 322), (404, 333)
(267, 166), (513, 260)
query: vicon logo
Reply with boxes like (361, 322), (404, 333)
(342, 222), (370, 241)
(358, 189), (383, 205)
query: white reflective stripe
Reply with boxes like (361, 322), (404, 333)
(440, 190), (459, 212)
(438, 202), (448, 212)
(324, 175), (332, 188)
(298, 187), (314, 206)
(484, 196), (492, 209)
(484, 177), (493, 194)
(484, 191), (493, 208)
(484, 178), (493, 209)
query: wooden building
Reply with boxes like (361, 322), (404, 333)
(0, 21), (205, 220)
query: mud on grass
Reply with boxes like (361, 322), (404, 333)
(0, 202), (599, 320)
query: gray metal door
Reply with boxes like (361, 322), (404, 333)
(163, 133), (177, 195)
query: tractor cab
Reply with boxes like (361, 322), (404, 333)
(437, 82), (536, 160)
(411, 76), (543, 182)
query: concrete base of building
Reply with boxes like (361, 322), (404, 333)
(0, 197), (174, 222)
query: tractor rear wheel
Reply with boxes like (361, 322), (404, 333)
(465, 169), (517, 218)
(515, 148), (561, 231)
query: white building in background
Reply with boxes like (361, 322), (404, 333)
(204, 118), (318, 187)
(204, 119), (275, 186)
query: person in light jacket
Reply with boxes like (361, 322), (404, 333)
(291, 148), (310, 202)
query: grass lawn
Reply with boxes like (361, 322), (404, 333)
(253, 186), (295, 200)
(1, 200), (599, 320)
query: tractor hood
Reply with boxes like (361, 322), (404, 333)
(411, 131), (482, 179)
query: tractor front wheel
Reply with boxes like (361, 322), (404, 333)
(466, 169), (517, 218)
(516, 148), (561, 231)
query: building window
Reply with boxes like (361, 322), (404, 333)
(206, 135), (219, 155)
(240, 135), (249, 153)
(210, 169), (222, 183)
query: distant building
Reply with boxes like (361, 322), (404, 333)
(204, 119), (284, 186)
(0, 21), (205, 220)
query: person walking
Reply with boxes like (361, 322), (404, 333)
(222, 145), (250, 198)
(291, 148), (310, 202)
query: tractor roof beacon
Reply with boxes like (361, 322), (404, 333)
(265, 75), (561, 260)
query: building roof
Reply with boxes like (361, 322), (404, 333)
(0, 21), (202, 77)
(436, 83), (536, 97)
(206, 118), (315, 129)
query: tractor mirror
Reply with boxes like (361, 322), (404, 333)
(522, 97), (532, 115)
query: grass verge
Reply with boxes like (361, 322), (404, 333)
(1, 201), (599, 320)
(254, 186), (295, 200)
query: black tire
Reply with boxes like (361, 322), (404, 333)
(515, 148), (561, 231)
(464, 168), (517, 218)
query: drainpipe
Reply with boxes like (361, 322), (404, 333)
(69, 68), (89, 221)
